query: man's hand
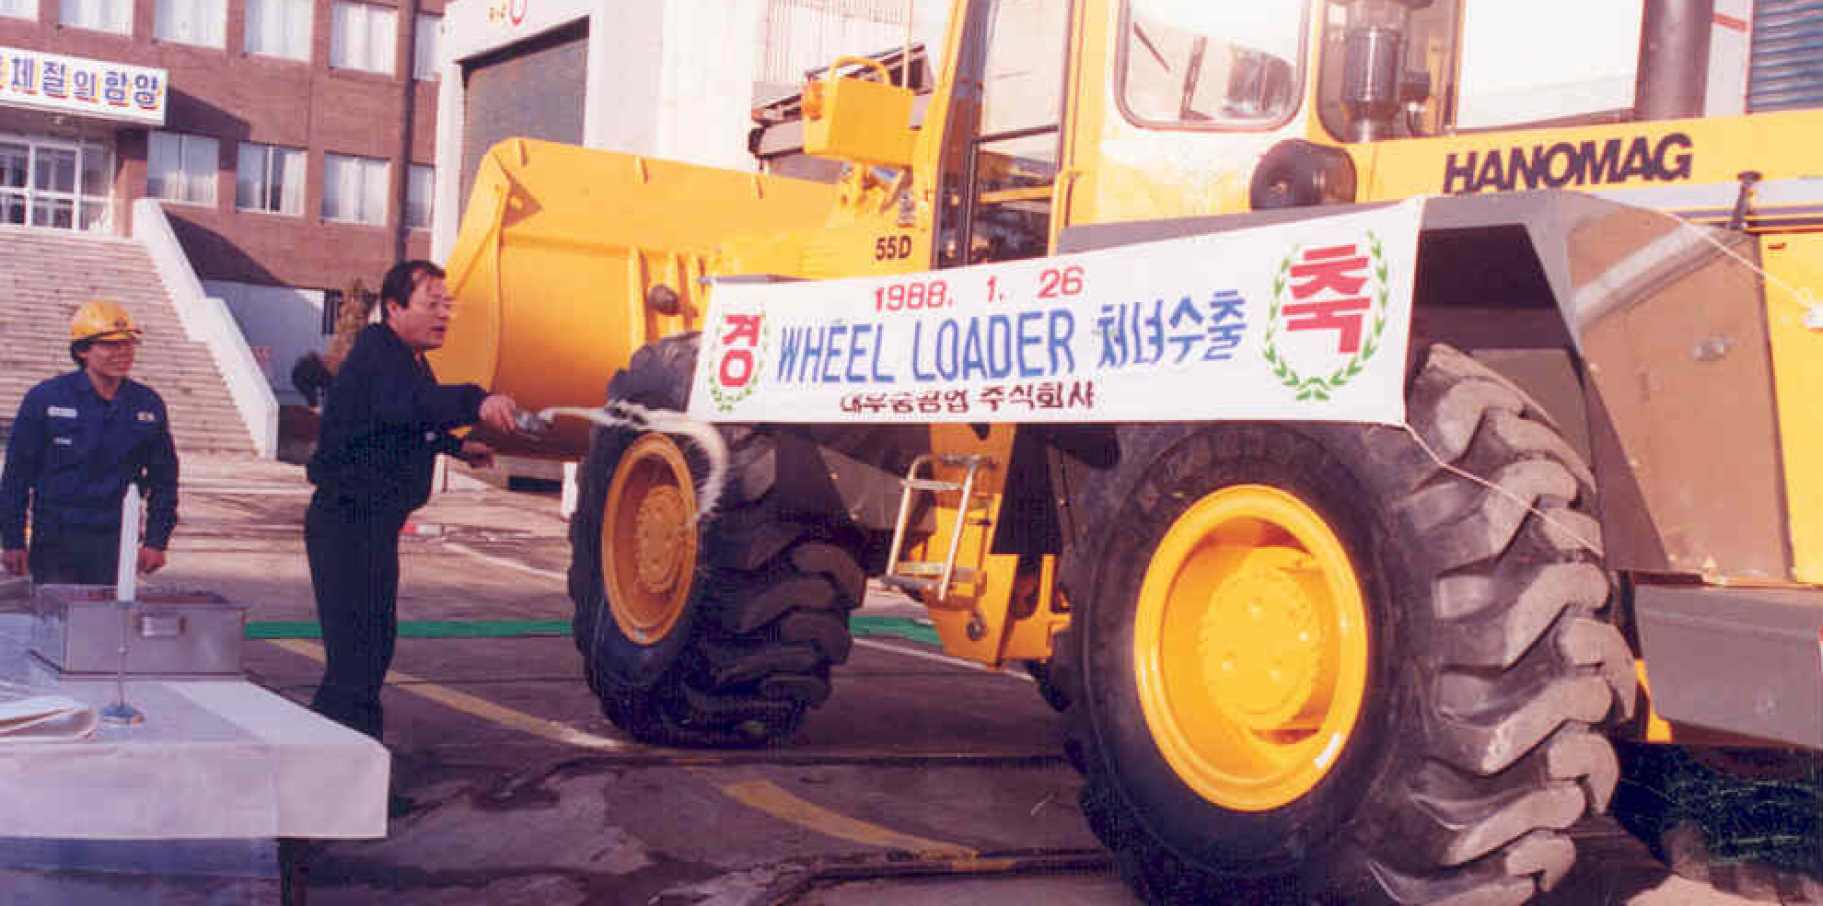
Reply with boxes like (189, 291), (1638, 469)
(455, 441), (495, 470)
(137, 546), (166, 575)
(479, 394), (520, 435)
(2, 548), (25, 576)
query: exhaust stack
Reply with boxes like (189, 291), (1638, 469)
(1635, 0), (1714, 120)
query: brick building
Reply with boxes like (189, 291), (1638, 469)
(0, 0), (443, 402)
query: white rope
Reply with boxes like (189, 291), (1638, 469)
(539, 403), (730, 524)
(1645, 206), (1815, 316)
(1398, 423), (1604, 559)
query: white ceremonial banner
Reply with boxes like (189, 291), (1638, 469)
(689, 198), (1425, 425)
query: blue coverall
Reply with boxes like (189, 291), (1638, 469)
(305, 323), (486, 740)
(0, 370), (180, 584)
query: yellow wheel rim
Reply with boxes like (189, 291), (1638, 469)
(1133, 484), (1369, 812)
(602, 433), (698, 646)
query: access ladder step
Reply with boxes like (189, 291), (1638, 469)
(880, 571), (980, 595)
(890, 562), (979, 582)
(881, 576), (937, 595)
(902, 478), (964, 493)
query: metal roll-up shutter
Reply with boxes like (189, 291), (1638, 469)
(459, 20), (589, 210)
(1750, 0), (1823, 111)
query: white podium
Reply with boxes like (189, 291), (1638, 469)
(0, 613), (388, 903)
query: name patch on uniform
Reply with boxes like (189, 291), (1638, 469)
(137, 411), (157, 423)
(47, 406), (77, 418)
(53, 436), (72, 446)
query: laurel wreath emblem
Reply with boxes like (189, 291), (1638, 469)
(1262, 231), (1390, 402)
(706, 315), (769, 413)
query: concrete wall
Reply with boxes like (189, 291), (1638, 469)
(204, 278), (328, 407)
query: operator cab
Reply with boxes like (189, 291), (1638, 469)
(923, 0), (1732, 270)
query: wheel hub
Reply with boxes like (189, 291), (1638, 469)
(1200, 548), (1328, 733)
(633, 485), (689, 595)
(1134, 484), (1369, 812)
(602, 433), (698, 646)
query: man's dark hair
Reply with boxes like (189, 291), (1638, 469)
(378, 260), (447, 324)
(68, 339), (90, 366)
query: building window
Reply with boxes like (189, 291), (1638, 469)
(147, 131), (218, 206)
(245, 0), (312, 61)
(405, 164), (432, 229)
(236, 142), (305, 215)
(332, 2), (397, 75)
(0, 138), (113, 232)
(154, 0), (225, 46)
(321, 289), (340, 334)
(60, 0), (131, 33)
(1, 0), (37, 22)
(323, 152), (388, 225)
(413, 13), (441, 81)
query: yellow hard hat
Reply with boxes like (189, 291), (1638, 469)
(70, 299), (142, 343)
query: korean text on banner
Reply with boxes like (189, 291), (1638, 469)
(0, 46), (168, 127)
(690, 199), (1425, 426)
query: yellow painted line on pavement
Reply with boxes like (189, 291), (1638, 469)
(275, 639), (977, 861)
(268, 638), (627, 750)
(718, 778), (976, 858)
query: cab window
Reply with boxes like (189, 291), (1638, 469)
(936, 0), (1070, 268)
(1118, 0), (1304, 128)
(1452, 0), (1639, 129)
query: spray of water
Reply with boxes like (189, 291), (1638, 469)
(537, 403), (730, 524)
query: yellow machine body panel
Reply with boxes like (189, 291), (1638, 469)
(803, 60), (917, 169)
(1762, 233), (1823, 582)
(900, 423), (1069, 665)
(1059, 0), (1328, 228)
(431, 138), (837, 458)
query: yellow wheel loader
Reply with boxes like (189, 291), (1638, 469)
(433, 0), (1823, 901)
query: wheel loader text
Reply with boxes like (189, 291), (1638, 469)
(773, 310), (1079, 385)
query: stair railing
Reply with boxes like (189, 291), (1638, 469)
(132, 199), (278, 458)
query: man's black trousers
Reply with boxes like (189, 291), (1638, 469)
(29, 522), (121, 585)
(305, 494), (409, 741)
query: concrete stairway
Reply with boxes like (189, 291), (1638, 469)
(0, 227), (257, 457)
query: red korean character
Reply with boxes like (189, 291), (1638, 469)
(977, 386), (1006, 412)
(1285, 245), (1372, 354)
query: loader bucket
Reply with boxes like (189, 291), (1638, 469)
(430, 138), (837, 458)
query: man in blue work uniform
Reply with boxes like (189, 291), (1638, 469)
(305, 260), (520, 747)
(1, 300), (179, 584)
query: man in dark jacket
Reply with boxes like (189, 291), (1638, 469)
(305, 260), (519, 743)
(1, 299), (179, 584)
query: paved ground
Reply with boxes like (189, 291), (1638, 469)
(7, 453), (1817, 904)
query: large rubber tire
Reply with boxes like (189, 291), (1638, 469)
(569, 333), (866, 747)
(1023, 660), (1071, 712)
(1056, 344), (1635, 904)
